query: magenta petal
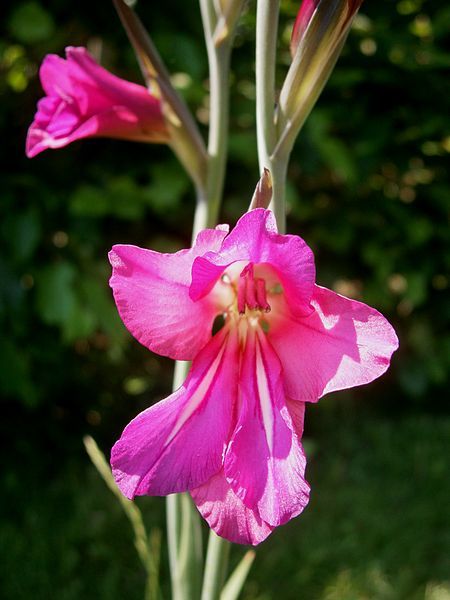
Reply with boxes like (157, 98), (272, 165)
(109, 227), (228, 360)
(191, 470), (274, 546)
(291, 0), (319, 56)
(224, 327), (310, 527)
(111, 326), (239, 498)
(286, 399), (306, 438)
(269, 285), (399, 401)
(190, 209), (316, 317)
(26, 46), (168, 158)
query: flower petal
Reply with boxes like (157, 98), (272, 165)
(191, 469), (274, 546)
(224, 326), (310, 527)
(111, 325), (239, 498)
(286, 399), (306, 437)
(269, 285), (399, 401)
(26, 47), (168, 158)
(190, 209), (316, 317)
(291, 0), (319, 56)
(109, 227), (229, 360)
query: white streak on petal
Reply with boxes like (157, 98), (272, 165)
(256, 341), (274, 452)
(165, 338), (228, 445)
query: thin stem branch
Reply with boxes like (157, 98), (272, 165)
(200, 0), (233, 227)
(166, 2), (236, 597)
(267, 157), (288, 234)
(255, 0), (279, 169)
(255, 0), (288, 233)
(201, 532), (231, 600)
(166, 361), (203, 600)
(166, 494), (183, 600)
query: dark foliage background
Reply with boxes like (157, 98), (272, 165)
(1, 0), (449, 598)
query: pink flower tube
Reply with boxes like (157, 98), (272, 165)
(26, 46), (169, 158)
(109, 209), (398, 545)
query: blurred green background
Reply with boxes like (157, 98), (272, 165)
(1, 0), (449, 598)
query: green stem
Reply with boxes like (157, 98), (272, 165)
(200, 0), (233, 227)
(166, 2), (235, 597)
(255, 0), (288, 233)
(166, 494), (182, 600)
(267, 156), (288, 234)
(200, 531), (231, 600)
(165, 183), (227, 600)
(197, 2), (235, 595)
(255, 0), (279, 169)
(166, 362), (203, 600)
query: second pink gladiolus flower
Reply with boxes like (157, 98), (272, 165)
(26, 46), (169, 158)
(109, 209), (398, 545)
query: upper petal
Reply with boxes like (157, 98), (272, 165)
(190, 209), (316, 317)
(39, 53), (74, 97)
(224, 326), (310, 527)
(191, 469), (274, 546)
(111, 325), (239, 498)
(64, 47), (167, 131)
(109, 227), (229, 360)
(269, 284), (399, 401)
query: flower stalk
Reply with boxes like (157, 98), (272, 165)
(200, 0), (234, 228)
(166, 363), (204, 600)
(200, 531), (231, 600)
(27, 1), (383, 599)
(166, 0), (240, 596)
(255, 0), (289, 233)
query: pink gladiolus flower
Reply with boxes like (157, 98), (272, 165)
(109, 209), (398, 545)
(26, 46), (169, 158)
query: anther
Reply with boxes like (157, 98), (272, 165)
(255, 278), (271, 312)
(237, 275), (246, 314)
(237, 263), (271, 314)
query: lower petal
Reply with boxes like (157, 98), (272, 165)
(269, 285), (399, 401)
(191, 470), (274, 546)
(224, 327), (310, 527)
(111, 326), (239, 498)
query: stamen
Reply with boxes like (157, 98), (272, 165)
(237, 263), (271, 314)
(245, 272), (258, 310)
(237, 275), (246, 314)
(255, 278), (271, 312)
